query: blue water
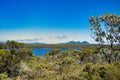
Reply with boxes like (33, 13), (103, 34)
(32, 48), (80, 56)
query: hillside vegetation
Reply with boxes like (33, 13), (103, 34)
(0, 42), (120, 80)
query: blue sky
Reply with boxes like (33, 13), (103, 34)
(0, 0), (120, 43)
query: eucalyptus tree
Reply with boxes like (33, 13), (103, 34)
(89, 14), (120, 63)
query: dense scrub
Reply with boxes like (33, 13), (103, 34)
(0, 46), (120, 80)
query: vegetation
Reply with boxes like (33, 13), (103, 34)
(24, 44), (98, 49)
(0, 13), (120, 80)
(90, 13), (120, 63)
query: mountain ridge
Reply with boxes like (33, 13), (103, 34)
(28, 41), (89, 45)
(60, 41), (89, 45)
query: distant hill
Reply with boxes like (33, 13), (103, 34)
(60, 41), (89, 45)
(0, 40), (89, 45)
(27, 41), (89, 45)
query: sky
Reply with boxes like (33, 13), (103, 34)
(0, 0), (120, 44)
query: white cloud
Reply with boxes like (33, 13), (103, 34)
(0, 30), (93, 44)
(16, 38), (43, 42)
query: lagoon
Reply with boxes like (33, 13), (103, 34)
(32, 48), (80, 56)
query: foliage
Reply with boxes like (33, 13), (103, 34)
(16, 48), (33, 60)
(5, 40), (24, 49)
(0, 43), (4, 49)
(0, 46), (120, 80)
(0, 48), (33, 77)
(89, 13), (120, 63)
(44, 49), (60, 57)
(0, 50), (10, 73)
(0, 73), (10, 80)
(82, 63), (120, 80)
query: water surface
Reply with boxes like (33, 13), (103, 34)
(32, 48), (80, 56)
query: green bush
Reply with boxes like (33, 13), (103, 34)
(16, 48), (33, 60)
